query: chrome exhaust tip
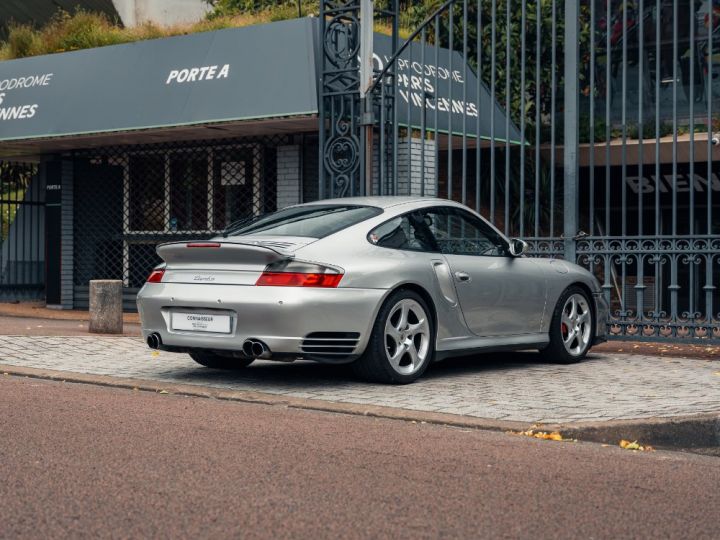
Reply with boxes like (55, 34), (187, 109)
(242, 339), (271, 359)
(251, 341), (265, 357)
(147, 333), (161, 350)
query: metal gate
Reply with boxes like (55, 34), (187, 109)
(319, 0), (720, 341)
(0, 161), (44, 300)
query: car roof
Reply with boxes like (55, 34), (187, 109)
(296, 196), (450, 209)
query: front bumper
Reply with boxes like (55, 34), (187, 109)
(136, 283), (386, 361)
(593, 291), (609, 344)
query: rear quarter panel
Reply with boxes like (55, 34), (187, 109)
(293, 225), (473, 344)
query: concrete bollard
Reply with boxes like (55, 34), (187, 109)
(89, 280), (123, 334)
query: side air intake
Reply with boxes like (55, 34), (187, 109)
(301, 332), (360, 357)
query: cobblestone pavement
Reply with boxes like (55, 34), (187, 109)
(0, 335), (718, 423)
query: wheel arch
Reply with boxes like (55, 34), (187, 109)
(352, 281), (439, 383)
(391, 282), (438, 337)
(568, 281), (596, 339)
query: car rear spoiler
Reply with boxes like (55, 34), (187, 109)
(156, 241), (294, 266)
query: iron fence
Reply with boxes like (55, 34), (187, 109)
(319, 0), (720, 341)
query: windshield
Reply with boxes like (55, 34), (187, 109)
(225, 205), (382, 238)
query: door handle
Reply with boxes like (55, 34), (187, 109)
(454, 271), (471, 282)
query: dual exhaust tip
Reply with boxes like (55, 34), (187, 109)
(146, 332), (270, 360)
(243, 339), (271, 359)
(147, 333), (162, 350)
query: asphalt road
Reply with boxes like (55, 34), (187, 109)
(1, 376), (718, 539)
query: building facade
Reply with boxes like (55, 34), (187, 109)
(1, 2), (719, 342)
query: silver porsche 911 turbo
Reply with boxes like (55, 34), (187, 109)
(137, 197), (608, 383)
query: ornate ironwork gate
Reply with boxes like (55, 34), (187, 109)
(319, 0), (400, 198)
(318, 0), (720, 342)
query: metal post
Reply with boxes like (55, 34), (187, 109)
(318, 0), (326, 200)
(563, 1), (579, 262)
(360, 0), (374, 195)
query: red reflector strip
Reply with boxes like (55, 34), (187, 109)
(256, 272), (342, 288)
(147, 269), (165, 283)
(186, 242), (221, 248)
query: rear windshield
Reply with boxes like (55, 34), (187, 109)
(225, 205), (382, 238)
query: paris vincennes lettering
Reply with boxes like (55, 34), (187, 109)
(0, 73), (53, 121)
(373, 54), (479, 118)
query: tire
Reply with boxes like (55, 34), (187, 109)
(189, 351), (254, 370)
(352, 289), (435, 384)
(540, 286), (594, 364)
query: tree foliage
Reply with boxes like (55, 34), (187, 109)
(400, 1), (596, 144)
(204, 0), (318, 19)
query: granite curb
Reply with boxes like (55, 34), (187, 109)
(3, 363), (717, 451)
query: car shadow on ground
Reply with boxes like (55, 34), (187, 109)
(424, 351), (606, 380)
(167, 359), (355, 387)
(164, 350), (606, 388)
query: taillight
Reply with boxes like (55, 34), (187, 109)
(147, 269), (165, 283)
(255, 261), (343, 288)
(256, 272), (342, 287)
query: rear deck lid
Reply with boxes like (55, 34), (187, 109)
(156, 237), (308, 285)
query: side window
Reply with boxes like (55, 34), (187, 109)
(368, 214), (438, 252)
(422, 207), (508, 256)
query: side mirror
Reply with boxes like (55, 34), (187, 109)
(508, 238), (529, 257)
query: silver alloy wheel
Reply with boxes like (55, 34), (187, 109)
(560, 293), (592, 356)
(384, 298), (430, 375)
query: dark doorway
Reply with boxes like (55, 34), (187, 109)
(73, 160), (124, 287)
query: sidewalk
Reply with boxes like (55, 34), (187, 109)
(0, 302), (141, 337)
(0, 301), (140, 324)
(0, 333), (717, 425)
(1, 301), (718, 359)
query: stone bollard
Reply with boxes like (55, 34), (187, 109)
(89, 280), (123, 334)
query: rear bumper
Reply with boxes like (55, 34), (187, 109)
(136, 283), (386, 362)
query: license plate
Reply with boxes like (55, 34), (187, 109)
(171, 312), (231, 333)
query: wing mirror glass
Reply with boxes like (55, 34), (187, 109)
(509, 238), (529, 257)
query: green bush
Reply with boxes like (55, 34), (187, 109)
(206, 0), (318, 19)
(0, 6), (315, 61)
(43, 10), (127, 52)
(3, 24), (43, 58)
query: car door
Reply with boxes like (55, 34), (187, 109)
(418, 206), (546, 337)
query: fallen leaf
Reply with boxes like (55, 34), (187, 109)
(619, 439), (653, 451)
(620, 440), (639, 450)
(151, 351), (160, 358)
(513, 429), (570, 442)
(158, 389), (169, 394)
